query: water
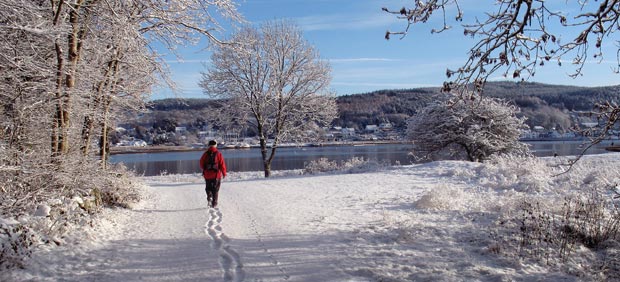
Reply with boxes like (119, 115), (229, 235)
(109, 141), (619, 176)
(527, 140), (617, 157)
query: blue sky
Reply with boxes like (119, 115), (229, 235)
(153, 0), (619, 100)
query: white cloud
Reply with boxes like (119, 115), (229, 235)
(328, 58), (400, 63)
(293, 13), (394, 32)
(332, 81), (438, 88)
(164, 59), (208, 64)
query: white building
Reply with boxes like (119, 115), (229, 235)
(341, 128), (355, 136)
(365, 125), (378, 133)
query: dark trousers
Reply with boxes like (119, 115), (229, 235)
(205, 178), (221, 207)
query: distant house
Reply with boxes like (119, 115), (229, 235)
(520, 130), (538, 139)
(365, 125), (378, 133)
(130, 140), (148, 147)
(175, 127), (187, 134)
(379, 122), (393, 130)
(198, 130), (217, 143)
(116, 139), (147, 147)
(341, 128), (355, 137)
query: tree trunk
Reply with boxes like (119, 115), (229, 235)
(98, 54), (121, 169)
(82, 59), (116, 155)
(52, 41), (64, 157)
(99, 129), (110, 169)
(99, 97), (112, 169)
(263, 161), (271, 178)
(257, 123), (272, 178)
(52, 0), (89, 157)
(81, 115), (94, 155)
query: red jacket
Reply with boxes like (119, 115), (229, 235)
(199, 147), (227, 179)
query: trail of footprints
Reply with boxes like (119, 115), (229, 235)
(206, 208), (245, 282)
(247, 216), (290, 281)
(207, 203), (291, 282)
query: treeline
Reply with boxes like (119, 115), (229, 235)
(336, 82), (620, 133)
(135, 82), (620, 134)
(0, 0), (241, 270)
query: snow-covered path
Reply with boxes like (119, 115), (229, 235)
(14, 160), (597, 281)
(206, 171), (425, 281)
(20, 183), (224, 281)
(15, 166), (441, 282)
(214, 170), (429, 282)
(10, 154), (620, 282)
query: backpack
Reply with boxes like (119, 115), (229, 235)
(204, 151), (219, 171)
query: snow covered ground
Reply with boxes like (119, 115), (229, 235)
(6, 154), (620, 281)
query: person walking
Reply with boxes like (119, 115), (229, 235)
(199, 140), (227, 208)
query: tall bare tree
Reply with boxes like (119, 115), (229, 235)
(200, 21), (338, 177)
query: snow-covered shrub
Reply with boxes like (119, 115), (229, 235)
(97, 166), (142, 209)
(407, 93), (529, 162)
(304, 158), (339, 174)
(479, 155), (620, 280)
(414, 184), (491, 212)
(477, 154), (553, 193)
(0, 152), (142, 270)
(518, 193), (620, 257)
(0, 219), (36, 270)
(561, 190), (620, 249)
(303, 157), (380, 175)
(490, 188), (620, 278)
(551, 155), (620, 194)
(340, 157), (381, 173)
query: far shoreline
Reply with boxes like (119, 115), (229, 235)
(109, 138), (614, 155)
(109, 140), (412, 155)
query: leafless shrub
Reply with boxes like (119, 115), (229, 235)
(304, 158), (340, 174)
(303, 157), (381, 175)
(0, 152), (142, 270)
(0, 221), (36, 270)
(492, 186), (620, 270)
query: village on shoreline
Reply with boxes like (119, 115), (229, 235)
(109, 140), (411, 155)
(111, 119), (615, 155)
(110, 137), (616, 155)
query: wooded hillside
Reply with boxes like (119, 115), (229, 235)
(122, 82), (620, 134)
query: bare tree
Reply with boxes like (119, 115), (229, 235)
(407, 94), (529, 162)
(200, 21), (338, 177)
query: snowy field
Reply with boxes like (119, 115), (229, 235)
(6, 153), (620, 281)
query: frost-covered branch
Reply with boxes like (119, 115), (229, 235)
(385, 1), (620, 94)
